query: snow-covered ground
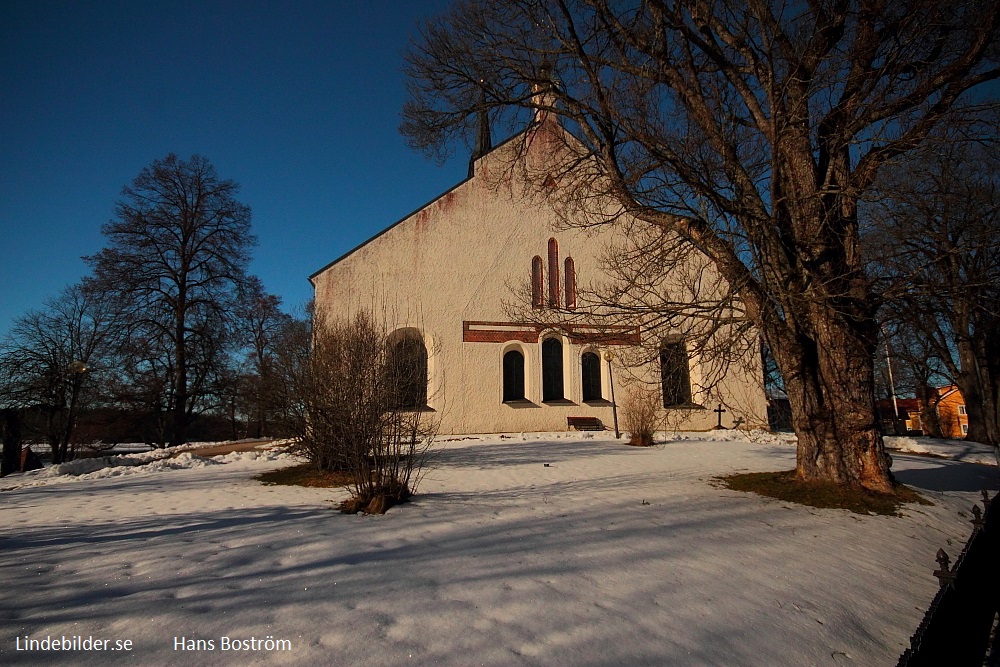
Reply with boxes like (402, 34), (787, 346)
(1, 431), (997, 666)
(885, 434), (1000, 466)
(0, 440), (295, 490)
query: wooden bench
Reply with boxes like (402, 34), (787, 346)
(567, 416), (606, 431)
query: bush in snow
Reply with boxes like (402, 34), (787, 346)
(621, 385), (660, 447)
(296, 311), (436, 514)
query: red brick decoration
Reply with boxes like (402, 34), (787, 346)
(564, 257), (576, 310)
(463, 321), (640, 345)
(531, 255), (544, 308)
(547, 238), (560, 308)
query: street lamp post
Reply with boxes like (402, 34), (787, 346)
(884, 335), (901, 435)
(605, 350), (621, 438)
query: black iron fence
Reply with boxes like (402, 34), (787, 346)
(897, 490), (1000, 667)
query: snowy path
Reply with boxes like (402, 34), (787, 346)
(1, 433), (996, 666)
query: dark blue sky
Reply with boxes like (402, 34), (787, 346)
(1, 0), (465, 337)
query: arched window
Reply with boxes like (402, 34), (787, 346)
(660, 339), (691, 407)
(531, 256), (544, 309)
(542, 337), (564, 401)
(564, 257), (576, 310)
(581, 351), (602, 401)
(547, 238), (560, 308)
(387, 331), (428, 409)
(502, 349), (525, 402)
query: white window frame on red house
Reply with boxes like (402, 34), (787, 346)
(958, 404), (967, 415)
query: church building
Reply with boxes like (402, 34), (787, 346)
(309, 110), (767, 435)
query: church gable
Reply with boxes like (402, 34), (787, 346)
(310, 128), (598, 324)
(309, 120), (769, 435)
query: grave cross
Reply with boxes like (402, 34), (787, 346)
(713, 403), (727, 429)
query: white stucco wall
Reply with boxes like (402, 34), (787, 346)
(310, 130), (768, 434)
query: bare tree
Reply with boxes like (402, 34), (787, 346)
(867, 136), (1000, 445)
(86, 154), (255, 447)
(267, 309), (313, 438)
(0, 282), (125, 462)
(401, 0), (999, 491)
(234, 276), (294, 438)
(878, 327), (954, 438)
(110, 324), (175, 446)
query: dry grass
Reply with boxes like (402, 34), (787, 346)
(255, 464), (413, 515)
(717, 470), (932, 516)
(255, 463), (353, 488)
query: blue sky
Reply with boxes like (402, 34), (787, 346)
(1, 0), (466, 338)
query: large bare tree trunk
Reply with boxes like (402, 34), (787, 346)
(988, 329), (1000, 448)
(957, 339), (1000, 446)
(769, 305), (894, 493)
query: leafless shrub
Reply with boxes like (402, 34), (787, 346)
(298, 311), (436, 514)
(620, 384), (660, 447)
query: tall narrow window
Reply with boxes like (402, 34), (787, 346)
(564, 257), (576, 310)
(581, 351), (602, 401)
(547, 238), (560, 308)
(542, 337), (564, 401)
(387, 331), (428, 409)
(503, 350), (525, 402)
(660, 339), (692, 407)
(531, 256), (544, 308)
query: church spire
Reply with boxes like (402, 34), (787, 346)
(531, 58), (557, 125)
(469, 85), (492, 178)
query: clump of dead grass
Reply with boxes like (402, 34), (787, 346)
(717, 470), (932, 516)
(256, 464), (412, 514)
(255, 463), (352, 488)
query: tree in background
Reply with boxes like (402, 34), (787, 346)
(0, 282), (125, 462)
(867, 135), (1000, 445)
(401, 0), (999, 492)
(873, 324), (951, 438)
(86, 154), (255, 447)
(234, 276), (294, 438)
(112, 330), (174, 446)
(0, 407), (23, 477)
(266, 307), (313, 438)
